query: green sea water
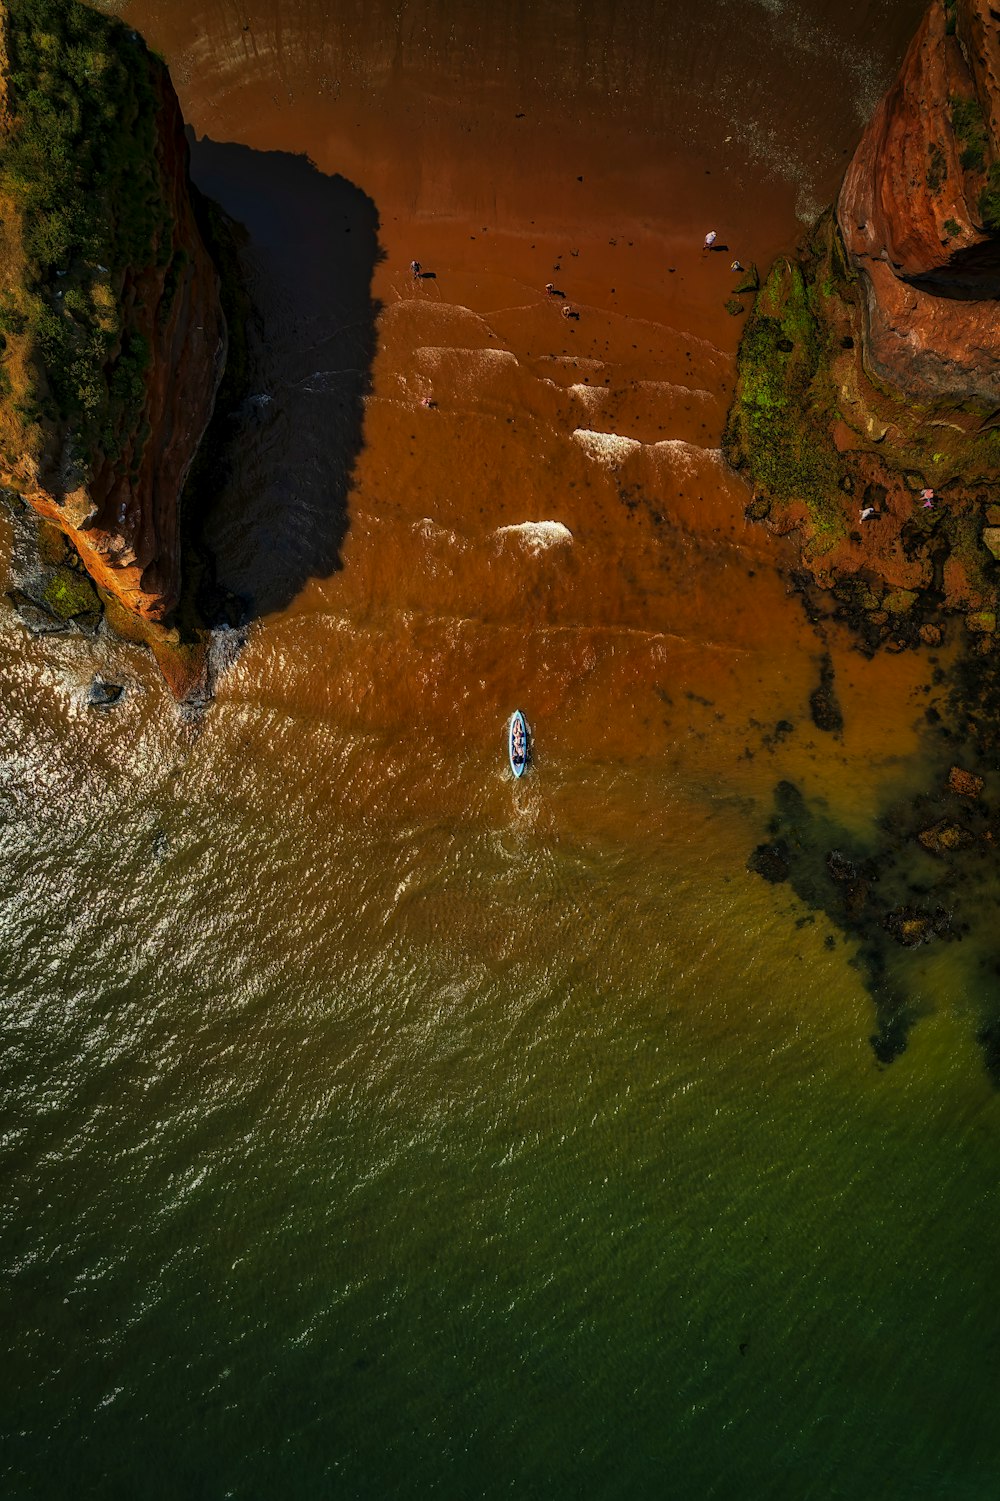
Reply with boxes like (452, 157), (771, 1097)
(1, 627), (998, 1498)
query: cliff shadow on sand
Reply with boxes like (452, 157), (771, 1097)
(186, 135), (383, 620)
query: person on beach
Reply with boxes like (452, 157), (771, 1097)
(920, 487), (935, 507)
(703, 231), (717, 252)
(410, 259), (421, 279)
(860, 506), (876, 521)
(730, 259), (743, 272)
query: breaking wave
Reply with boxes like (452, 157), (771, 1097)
(494, 521), (574, 553)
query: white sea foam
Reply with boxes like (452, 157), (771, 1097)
(572, 429), (722, 472)
(414, 345), (518, 368)
(653, 438), (723, 460)
(416, 517), (463, 548)
(568, 383), (605, 407)
(632, 379), (715, 403)
(571, 429), (643, 463)
(495, 521), (573, 553)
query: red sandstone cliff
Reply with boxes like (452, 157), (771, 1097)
(837, 0), (1000, 404)
(0, 5), (226, 624)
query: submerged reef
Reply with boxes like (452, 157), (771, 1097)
(731, 0), (1000, 1080)
(0, 0), (229, 693)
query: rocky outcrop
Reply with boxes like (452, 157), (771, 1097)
(724, 0), (1000, 656)
(837, 0), (1000, 403)
(0, 0), (226, 624)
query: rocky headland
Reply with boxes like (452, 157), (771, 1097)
(730, 0), (1000, 1076)
(0, 0), (229, 696)
(725, 0), (1000, 653)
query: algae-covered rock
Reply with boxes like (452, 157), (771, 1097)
(41, 565), (101, 622)
(917, 819), (975, 854)
(883, 588), (919, 614)
(968, 609), (996, 632)
(948, 766), (984, 797)
(883, 906), (940, 947)
(733, 263), (760, 294)
(7, 587), (69, 634)
(722, 248), (845, 550)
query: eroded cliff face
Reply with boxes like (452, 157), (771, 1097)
(0, 0), (226, 624)
(837, 0), (1000, 402)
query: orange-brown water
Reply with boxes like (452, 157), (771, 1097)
(5, 3), (1000, 1497)
(111, 0), (932, 798)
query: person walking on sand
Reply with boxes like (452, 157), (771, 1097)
(860, 506), (876, 521)
(703, 230), (717, 253)
(410, 259), (421, 279)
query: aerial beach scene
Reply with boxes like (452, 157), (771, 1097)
(2, 0), (1000, 1495)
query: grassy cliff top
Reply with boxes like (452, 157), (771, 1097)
(0, 0), (174, 474)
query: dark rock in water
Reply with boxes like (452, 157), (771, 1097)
(917, 818), (975, 855)
(919, 623), (943, 647)
(842, 878), (871, 922)
(948, 765), (984, 798)
(870, 1012), (911, 1065)
(810, 654), (844, 733)
(976, 1018), (1000, 1088)
(87, 678), (125, 709)
(748, 840), (790, 883)
(745, 495), (771, 522)
(883, 904), (953, 947)
(827, 849), (857, 882)
(7, 589), (71, 635)
(761, 717), (794, 750)
(724, 298), (745, 317)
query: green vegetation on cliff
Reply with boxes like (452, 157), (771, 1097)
(723, 217), (849, 553)
(0, 0), (173, 462)
(725, 211), (1000, 643)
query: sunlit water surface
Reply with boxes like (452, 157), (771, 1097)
(3, 1), (999, 1496)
